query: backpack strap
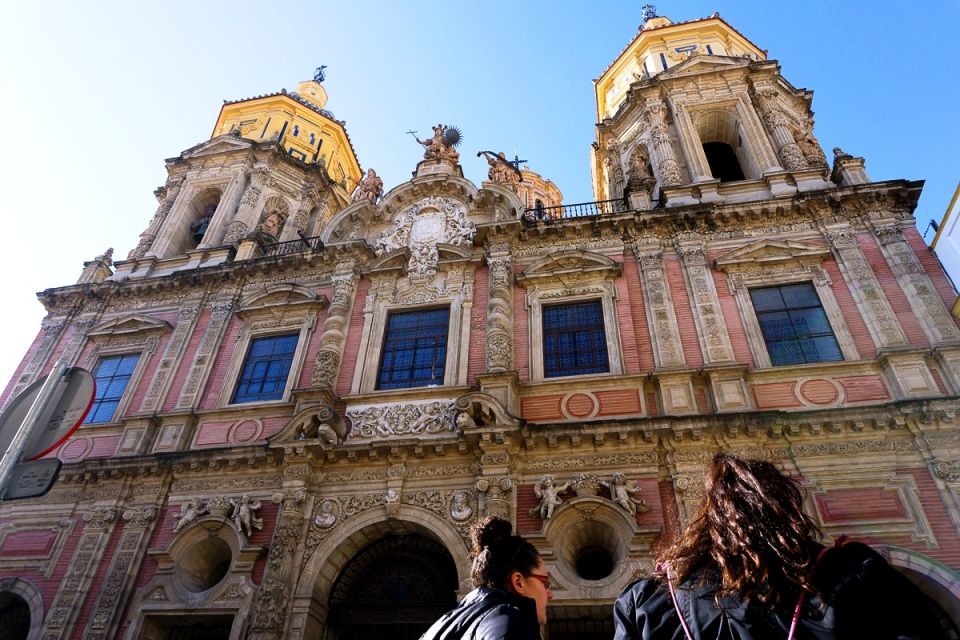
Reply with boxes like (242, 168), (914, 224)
(658, 563), (695, 640)
(787, 535), (848, 640)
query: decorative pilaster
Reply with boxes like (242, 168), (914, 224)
(752, 89), (807, 171)
(872, 222), (960, 345)
(291, 185), (319, 237)
(485, 245), (514, 372)
(247, 488), (308, 640)
(128, 177), (185, 260)
(83, 506), (159, 640)
(633, 239), (684, 368)
(140, 294), (206, 413)
(224, 167), (269, 244)
(675, 242), (735, 364)
(824, 226), (909, 349)
(311, 264), (358, 389)
(41, 508), (119, 640)
(176, 296), (238, 409)
(1, 315), (71, 413)
(643, 103), (683, 186)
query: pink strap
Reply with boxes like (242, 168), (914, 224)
(662, 536), (848, 640)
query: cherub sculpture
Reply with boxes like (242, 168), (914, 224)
(172, 499), (207, 533)
(230, 494), (264, 537)
(606, 473), (650, 517)
(352, 168), (384, 204)
(529, 474), (570, 520)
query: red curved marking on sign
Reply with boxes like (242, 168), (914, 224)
(25, 380), (96, 462)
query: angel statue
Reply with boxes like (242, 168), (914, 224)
(606, 473), (650, 517)
(230, 494), (264, 537)
(415, 124), (460, 162)
(529, 474), (570, 521)
(172, 499), (207, 533)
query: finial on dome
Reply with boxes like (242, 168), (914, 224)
(642, 4), (657, 22)
(313, 65), (327, 84)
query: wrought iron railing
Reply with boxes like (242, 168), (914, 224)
(522, 197), (630, 223)
(261, 234), (324, 257)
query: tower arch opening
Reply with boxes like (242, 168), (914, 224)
(0, 591), (30, 640)
(696, 109), (756, 182)
(175, 187), (222, 255)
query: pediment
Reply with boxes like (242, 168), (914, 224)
(658, 54), (750, 80)
(87, 314), (172, 337)
(238, 284), (326, 315)
(367, 248), (410, 273)
(714, 239), (830, 272)
(180, 135), (254, 160)
(518, 250), (622, 285)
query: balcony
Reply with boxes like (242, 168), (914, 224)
(261, 234), (324, 257)
(523, 197), (630, 223)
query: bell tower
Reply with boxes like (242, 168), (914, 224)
(591, 6), (836, 208)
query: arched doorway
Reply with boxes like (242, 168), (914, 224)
(0, 591), (30, 640)
(326, 534), (458, 640)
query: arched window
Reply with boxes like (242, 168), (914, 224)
(696, 109), (758, 182)
(178, 187), (222, 254)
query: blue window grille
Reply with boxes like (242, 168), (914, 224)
(542, 301), (609, 378)
(750, 283), (843, 366)
(86, 354), (139, 424)
(233, 334), (298, 403)
(377, 308), (450, 390)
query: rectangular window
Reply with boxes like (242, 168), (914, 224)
(750, 283), (843, 366)
(232, 334), (298, 403)
(86, 354), (140, 424)
(377, 308), (449, 390)
(542, 301), (609, 378)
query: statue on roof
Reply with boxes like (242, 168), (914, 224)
(352, 168), (384, 205)
(415, 124), (461, 163)
(314, 65), (327, 84)
(478, 150), (523, 187)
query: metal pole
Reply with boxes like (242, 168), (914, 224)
(0, 360), (68, 500)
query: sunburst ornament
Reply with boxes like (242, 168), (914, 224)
(442, 125), (462, 148)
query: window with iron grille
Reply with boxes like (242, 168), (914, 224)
(542, 301), (609, 378)
(86, 354), (140, 424)
(377, 308), (450, 390)
(232, 334), (298, 403)
(750, 283), (843, 366)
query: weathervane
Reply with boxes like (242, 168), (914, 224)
(314, 65), (327, 83)
(642, 4), (657, 21)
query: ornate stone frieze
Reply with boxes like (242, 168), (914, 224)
(346, 400), (456, 440)
(791, 438), (913, 457)
(520, 452), (658, 471)
(301, 493), (388, 568)
(932, 460), (960, 483)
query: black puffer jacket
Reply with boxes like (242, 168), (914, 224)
(613, 542), (947, 640)
(419, 586), (542, 640)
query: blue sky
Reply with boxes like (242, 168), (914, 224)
(1, 1), (958, 388)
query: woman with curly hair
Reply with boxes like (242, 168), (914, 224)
(420, 515), (551, 639)
(614, 453), (946, 639)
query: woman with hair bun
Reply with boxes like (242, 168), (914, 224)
(420, 515), (551, 639)
(614, 453), (947, 640)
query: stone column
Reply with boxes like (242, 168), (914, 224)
(40, 507), (119, 640)
(199, 168), (249, 249)
(643, 103), (684, 186)
(289, 185), (319, 240)
(872, 222), (960, 345)
(224, 167), (269, 245)
(485, 245), (514, 372)
(675, 242), (735, 364)
(129, 177), (185, 260)
(824, 225), (909, 349)
(312, 264), (358, 389)
(667, 99), (713, 183)
(633, 239), (685, 368)
(83, 506), (159, 640)
(752, 89), (806, 171)
(247, 487), (308, 640)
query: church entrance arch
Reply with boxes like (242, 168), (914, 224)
(325, 533), (458, 640)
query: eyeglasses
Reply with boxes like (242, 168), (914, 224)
(526, 573), (552, 589)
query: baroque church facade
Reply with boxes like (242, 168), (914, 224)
(1, 10), (959, 640)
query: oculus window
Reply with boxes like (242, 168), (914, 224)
(750, 283), (843, 366)
(86, 354), (140, 424)
(233, 334), (298, 403)
(377, 308), (450, 390)
(542, 301), (610, 378)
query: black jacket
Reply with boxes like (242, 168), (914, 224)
(613, 542), (947, 640)
(419, 586), (542, 640)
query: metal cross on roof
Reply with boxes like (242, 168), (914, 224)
(508, 154), (527, 171)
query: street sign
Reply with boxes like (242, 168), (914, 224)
(3, 459), (62, 500)
(0, 364), (95, 501)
